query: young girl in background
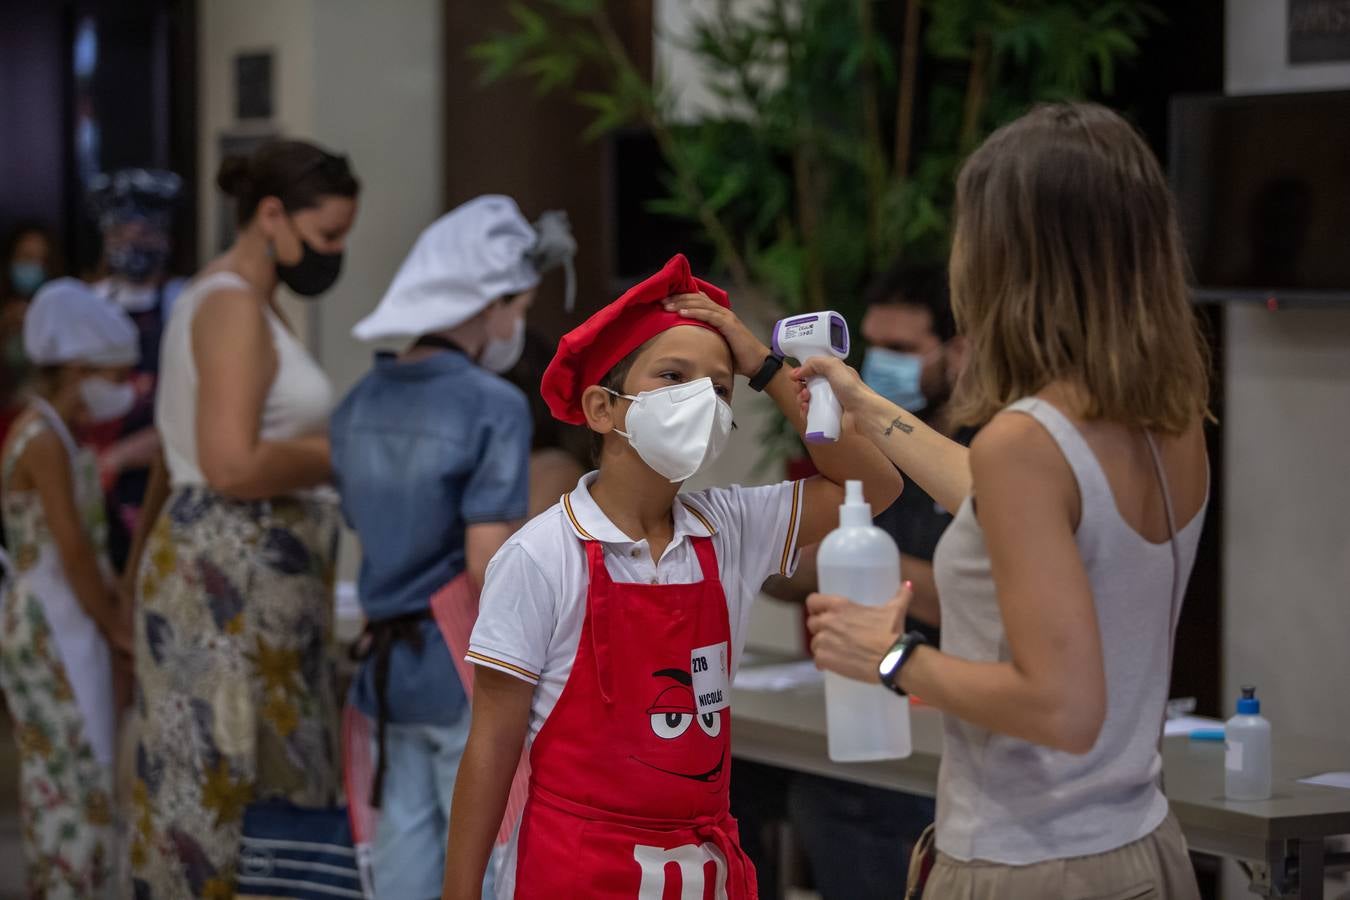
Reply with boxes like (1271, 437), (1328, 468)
(0, 278), (138, 898)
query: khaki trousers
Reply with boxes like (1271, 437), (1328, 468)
(917, 813), (1201, 900)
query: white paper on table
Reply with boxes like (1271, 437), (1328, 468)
(733, 660), (824, 692)
(1163, 715), (1224, 737)
(1299, 772), (1350, 790)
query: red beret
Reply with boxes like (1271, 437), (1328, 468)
(542, 253), (730, 425)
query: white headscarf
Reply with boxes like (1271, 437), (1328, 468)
(352, 195), (576, 343)
(24, 277), (140, 367)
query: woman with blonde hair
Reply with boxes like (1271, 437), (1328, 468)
(801, 102), (1210, 898)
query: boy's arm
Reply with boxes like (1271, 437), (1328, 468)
(443, 667), (533, 900)
(665, 294), (903, 548)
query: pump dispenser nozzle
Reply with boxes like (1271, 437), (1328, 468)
(839, 480), (872, 527)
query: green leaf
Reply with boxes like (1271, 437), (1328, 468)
(522, 52), (580, 94)
(508, 2), (549, 42)
(469, 37), (527, 85)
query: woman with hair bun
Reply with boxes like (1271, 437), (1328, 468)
(123, 139), (360, 898)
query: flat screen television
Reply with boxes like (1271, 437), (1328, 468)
(1169, 90), (1350, 304)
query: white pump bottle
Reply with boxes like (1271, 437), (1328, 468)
(817, 480), (912, 762)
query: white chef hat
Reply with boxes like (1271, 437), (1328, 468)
(24, 277), (140, 367)
(352, 194), (576, 343)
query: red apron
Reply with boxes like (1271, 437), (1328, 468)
(513, 535), (756, 900)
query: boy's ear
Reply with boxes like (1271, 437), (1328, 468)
(581, 385), (619, 434)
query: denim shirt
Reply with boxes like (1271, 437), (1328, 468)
(331, 348), (532, 724)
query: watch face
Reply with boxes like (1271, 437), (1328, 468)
(879, 644), (908, 681)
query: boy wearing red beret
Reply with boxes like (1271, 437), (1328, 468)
(444, 255), (902, 899)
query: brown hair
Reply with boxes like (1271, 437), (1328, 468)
(948, 102), (1210, 434)
(217, 140), (360, 227)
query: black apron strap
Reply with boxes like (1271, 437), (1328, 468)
(351, 609), (432, 808)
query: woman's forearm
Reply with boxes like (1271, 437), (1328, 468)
(204, 434), (332, 501)
(854, 393), (971, 515)
(901, 646), (1103, 755)
(106, 427), (161, 475)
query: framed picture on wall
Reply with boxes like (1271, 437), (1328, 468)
(216, 129), (277, 252)
(1288, 0), (1350, 64)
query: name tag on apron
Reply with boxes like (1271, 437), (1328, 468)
(691, 641), (730, 715)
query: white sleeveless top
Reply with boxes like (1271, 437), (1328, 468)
(932, 397), (1207, 865)
(156, 271), (334, 488)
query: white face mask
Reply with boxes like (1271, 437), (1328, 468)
(78, 376), (135, 422)
(479, 317), (525, 374)
(608, 377), (734, 483)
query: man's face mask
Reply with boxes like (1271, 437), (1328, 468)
(9, 261), (47, 297)
(861, 346), (933, 413)
(607, 377), (734, 483)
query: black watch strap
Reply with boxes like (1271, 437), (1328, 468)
(748, 353), (784, 392)
(878, 630), (928, 696)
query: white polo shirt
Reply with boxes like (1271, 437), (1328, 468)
(468, 471), (805, 743)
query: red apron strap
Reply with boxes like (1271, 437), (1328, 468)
(690, 534), (720, 583)
(583, 540), (615, 704)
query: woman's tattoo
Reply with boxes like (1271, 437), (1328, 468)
(885, 416), (914, 437)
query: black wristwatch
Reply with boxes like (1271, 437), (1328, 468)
(878, 631), (928, 696)
(748, 353), (784, 392)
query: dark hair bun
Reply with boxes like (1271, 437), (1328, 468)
(216, 154), (253, 198)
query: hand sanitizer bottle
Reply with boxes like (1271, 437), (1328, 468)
(817, 480), (911, 762)
(1225, 685), (1272, 801)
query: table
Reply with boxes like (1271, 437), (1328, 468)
(731, 667), (1350, 899)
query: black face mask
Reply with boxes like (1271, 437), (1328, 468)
(275, 234), (343, 298)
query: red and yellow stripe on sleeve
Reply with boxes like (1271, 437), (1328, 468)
(779, 479), (804, 576)
(465, 650), (540, 685)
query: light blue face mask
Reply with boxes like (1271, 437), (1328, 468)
(9, 261), (46, 298)
(861, 346), (928, 412)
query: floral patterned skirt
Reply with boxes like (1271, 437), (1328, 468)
(0, 587), (115, 899)
(129, 487), (341, 899)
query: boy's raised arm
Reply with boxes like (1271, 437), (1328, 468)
(664, 294), (904, 549)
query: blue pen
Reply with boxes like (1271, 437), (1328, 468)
(1189, 728), (1226, 742)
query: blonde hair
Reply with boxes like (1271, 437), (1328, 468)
(948, 102), (1210, 434)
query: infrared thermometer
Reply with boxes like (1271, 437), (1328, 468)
(772, 311), (850, 443)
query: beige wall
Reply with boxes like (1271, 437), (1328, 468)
(311, 0), (445, 394)
(197, 0), (317, 327)
(1222, 0), (1350, 747)
(1223, 2), (1350, 896)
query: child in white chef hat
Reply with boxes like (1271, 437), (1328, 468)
(0, 277), (139, 898)
(331, 195), (574, 900)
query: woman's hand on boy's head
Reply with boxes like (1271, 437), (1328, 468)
(663, 293), (771, 379)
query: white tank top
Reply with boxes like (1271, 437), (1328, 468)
(932, 397), (1207, 865)
(156, 271), (334, 488)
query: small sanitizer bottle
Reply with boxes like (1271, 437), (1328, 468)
(1225, 685), (1272, 801)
